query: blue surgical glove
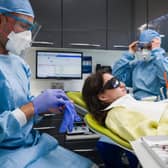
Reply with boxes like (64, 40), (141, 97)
(32, 89), (69, 115)
(59, 101), (81, 133)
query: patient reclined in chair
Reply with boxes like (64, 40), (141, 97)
(67, 91), (168, 145)
(67, 89), (168, 168)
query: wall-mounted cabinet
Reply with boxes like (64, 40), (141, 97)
(30, 0), (132, 50)
(62, 0), (107, 49)
(107, 0), (133, 50)
(30, 0), (62, 47)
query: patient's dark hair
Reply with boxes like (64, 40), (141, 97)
(82, 71), (111, 125)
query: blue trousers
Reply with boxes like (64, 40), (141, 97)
(96, 141), (139, 168)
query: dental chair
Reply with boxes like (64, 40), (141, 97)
(67, 91), (141, 167)
(66, 91), (132, 151)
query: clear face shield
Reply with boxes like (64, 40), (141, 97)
(31, 22), (42, 41)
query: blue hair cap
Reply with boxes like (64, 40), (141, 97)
(139, 29), (160, 43)
(0, 0), (34, 17)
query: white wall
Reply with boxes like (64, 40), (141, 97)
(24, 47), (124, 96)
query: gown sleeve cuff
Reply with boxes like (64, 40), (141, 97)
(12, 108), (27, 127)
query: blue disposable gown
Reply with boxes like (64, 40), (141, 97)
(112, 48), (168, 100)
(0, 54), (94, 168)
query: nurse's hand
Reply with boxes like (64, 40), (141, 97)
(128, 41), (138, 54)
(59, 101), (81, 133)
(32, 89), (69, 115)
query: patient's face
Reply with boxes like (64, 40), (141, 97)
(98, 73), (127, 103)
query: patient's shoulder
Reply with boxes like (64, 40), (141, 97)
(107, 106), (148, 120)
(107, 106), (127, 113)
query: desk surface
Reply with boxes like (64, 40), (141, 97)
(131, 139), (162, 168)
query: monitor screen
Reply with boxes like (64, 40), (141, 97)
(36, 50), (83, 79)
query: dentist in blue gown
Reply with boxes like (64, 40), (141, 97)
(0, 0), (96, 168)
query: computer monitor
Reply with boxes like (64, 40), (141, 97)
(36, 50), (83, 79)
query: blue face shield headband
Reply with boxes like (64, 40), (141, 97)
(100, 77), (120, 93)
(4, 13), (35, 31)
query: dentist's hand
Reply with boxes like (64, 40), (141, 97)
(32, 89), (69, 115)
(59, 101), (81, 133)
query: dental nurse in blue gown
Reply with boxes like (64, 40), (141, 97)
(0, 0), (96, 168)
(112, 29), (168, 100)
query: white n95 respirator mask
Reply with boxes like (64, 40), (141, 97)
(135, 49), (152, 61)
(6, 30), (32, 56)
(141, 49), (152, 61)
